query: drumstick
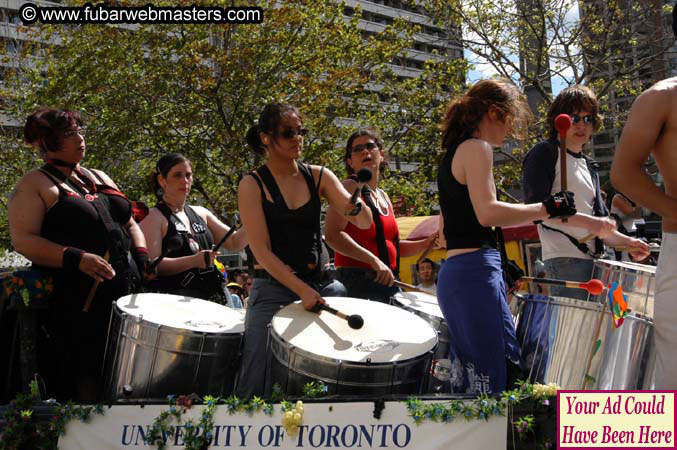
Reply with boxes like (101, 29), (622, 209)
(394, 280), (437, 297)
(312, 303), (364, 329)
(213, 213), (241, 252)
(614, 244), (659, 252)
(520, 277), (605, 296)
(82, 250), (109, 312)
(555, 114), (572, 223)
(147, 235), (182, 272)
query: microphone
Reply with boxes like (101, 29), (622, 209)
(349, 168), (373, 204)
(148, 235), (183, 272)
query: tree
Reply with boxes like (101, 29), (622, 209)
(0, 0), (467, 247)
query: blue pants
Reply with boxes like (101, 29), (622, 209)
(437, 249), (520, 394)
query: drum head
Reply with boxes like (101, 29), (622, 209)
(595, 258), (656, 274)
(115, 293), (245, 333)
(271, 296), (437, 363)
(392, 291), (443, 320)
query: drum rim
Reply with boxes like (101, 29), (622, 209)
(112, 301), (245, 336)
(520, 295), (607, 312)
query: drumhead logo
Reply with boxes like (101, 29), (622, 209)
(355, 340), (399, 353)
(184, 319), (225, 328)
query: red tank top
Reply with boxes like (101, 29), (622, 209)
(334, 195), (399, 271)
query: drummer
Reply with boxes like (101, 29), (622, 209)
(523, 86), (649, 300)
(325, 128), (438, 303)
(140, 153), (248, 302)
(236, 104), (372, 399)
(610, 3), (677, 390)
(437, 79), (577, 394)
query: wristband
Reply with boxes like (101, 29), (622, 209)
(63, 247), (85, 272)
(132, 246), (148, 257)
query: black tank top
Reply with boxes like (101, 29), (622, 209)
(38, 166), (135, 300)
(151, 203), (218, 296)
(437, 144), (497, 250)
(249, 163), (323, 280)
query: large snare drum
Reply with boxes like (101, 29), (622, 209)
(516, 295), (610, 389)
(103, 293), (245, 401)
(591, 259), (656, 317)
(270, 297), (437, 396)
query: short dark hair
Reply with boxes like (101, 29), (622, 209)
(547, 85), (602, 140)
(24, 108), (83, 154)
(416, 258), (435, 271)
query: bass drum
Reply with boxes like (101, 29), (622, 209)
(270, 297), (437, 396)
(391, 291), (450, 393)
(103, 293), (245, 401)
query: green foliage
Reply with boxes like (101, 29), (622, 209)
(0, 0), (467, 247)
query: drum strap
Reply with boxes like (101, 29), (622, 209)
(359, 184), (400, 277)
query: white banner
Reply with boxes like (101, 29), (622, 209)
(59, 401), (506, 449)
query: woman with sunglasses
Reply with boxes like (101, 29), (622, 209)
(437, 79), (579, 394)
(324, 128), (438, 303)
(523, 85), (649, 300)
(8, 108), (149, 402)
(236, 104), (373, 399)
(139, 153), (248, 303)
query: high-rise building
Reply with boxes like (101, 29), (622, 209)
(581, 0), (675, 179)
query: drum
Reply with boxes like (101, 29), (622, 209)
(516, 295), (610, 389)
(591, 259), (656, 317)
(103, 293), (245, 401)
(391, 291), (450, 392)
(595, 312), (655, 389)
(269, 297), (437, 396)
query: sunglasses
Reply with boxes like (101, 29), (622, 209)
(351, 142), (379, 154)
(571, 114), (594, 125)
(278, 127), (308, 139)
(63, 128), (86, 138)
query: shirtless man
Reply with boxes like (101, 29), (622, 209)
(610, 5), (677, 389)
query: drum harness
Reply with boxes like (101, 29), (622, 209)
(536, 144), (608, 259)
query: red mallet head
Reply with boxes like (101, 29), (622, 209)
(555, 114), (572, 137)
(583, 279), (605, 296)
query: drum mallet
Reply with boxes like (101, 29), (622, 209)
(83, 250), (110, 312)
(312, 303), (364, 330)
(520, 276), (605, 296)
(394, 280), (437, 297)
(555, 114), (572, 223)
(213, 213), (241, 253)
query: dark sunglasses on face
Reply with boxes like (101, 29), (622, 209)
(278, 127), (308, 139)
(63, 128), (86, 138)
(351, 142), (379, 154)
(572, 114), (594, 125)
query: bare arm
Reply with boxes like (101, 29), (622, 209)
(611, 87), (677, 221)
(138, 208), (213, 276)
(611, 195), (641, 218)
(316, 167), (372, 229)
(238, 175), (325, 309)
(10, 171), (114, 281)
(461, 140), (548, 227)
(324, 179), (393, 285)
(197, 206), (248, 251)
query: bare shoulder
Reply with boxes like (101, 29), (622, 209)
(142, 207), (167, 226)
(238, 172), (259, 192)
(190, 204), (211, 220)
(12, 169), (50, 196)
(90, 168), (118, 188)
(634, 78), (677, 107)
(457, 138), (493, 160)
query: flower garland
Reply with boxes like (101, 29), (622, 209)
(0, 380), (106, 449)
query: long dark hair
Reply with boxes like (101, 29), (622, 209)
(440, 79), (531, 153)
(245, 103), (301, 156)
(151, 153), (191, 200)
(24, 108), (83, 154)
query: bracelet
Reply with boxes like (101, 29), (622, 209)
(63, 247), (85, 272)
(132, 246), (148, 257)
(346, 200), (363, 217)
